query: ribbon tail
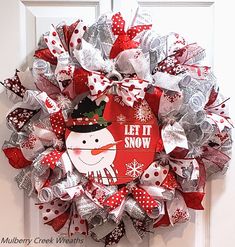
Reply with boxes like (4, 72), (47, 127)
(123, 215), (143, 245)
(162, 122), (188, 154)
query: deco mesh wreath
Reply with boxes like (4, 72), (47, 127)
(1, 7), (233, 246)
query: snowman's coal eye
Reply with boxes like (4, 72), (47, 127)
(95, 139), (99, 143)
(82, 140), (86, 144)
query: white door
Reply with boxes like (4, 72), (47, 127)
(0, 0), (235, 247)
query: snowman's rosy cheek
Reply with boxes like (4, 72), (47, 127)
(72, 149), (81, 155)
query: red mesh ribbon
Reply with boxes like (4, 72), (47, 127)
(200, 146), (230, 172)
(110, 12), (152, 59)
(62, 68), (90, 100)
(34, 48), (57, 65)
(181, 191), (205, 210)
(3, 146), (32, 169)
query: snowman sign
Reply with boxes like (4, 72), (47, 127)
(66, 96), (160, 185)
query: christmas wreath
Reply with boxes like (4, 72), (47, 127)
(1, 7), (232, 246)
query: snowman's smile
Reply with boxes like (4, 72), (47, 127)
(78, 156), (104, 166)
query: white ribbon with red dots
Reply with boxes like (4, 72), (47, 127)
(88, 72), (149, 107)
(38, 199), (87, 236)
(44, 21), (86, 57)
(44, 25), (66, 57)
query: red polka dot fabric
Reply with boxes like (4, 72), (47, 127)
(112, 12), (126, 35)
(110, 12), (152, 59)
(104, 185), (158, 215)
(39, 199), (87, 235)
(132, 186), (159, 214)
(127, 24), (152, 40)
(50, 109), (66, 140)
(69, 206), (88, 236)
(41, 149), (64, 169)
(104, 187), (129, 210)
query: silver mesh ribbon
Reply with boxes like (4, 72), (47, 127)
(52, 171), (82, 198)
(38, 187), (54, 202)
(15, 168), (34, 196)
(90, 220), (117, 240)
(75, 195), (101, 220)
(124, 197), (146, 220)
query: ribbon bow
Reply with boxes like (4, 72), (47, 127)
(88, 72), (149, 107)
(37, 199), (88, 236)
(104, 184), (159, 217)
(110, 12), (152, 59)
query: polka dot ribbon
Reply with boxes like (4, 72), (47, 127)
(38, 199), (87, 235)
(50, 109), (66, 140)
(41, 149), (65, 169)
(36, 93), (66, 140)
(141, 161), (178, 190)
(88, 72), (149, 107)
(104, 185), (159, 215)
(110, 12), (152, 59)
(44, 20), (86, 57)
(44, 25), (66, 57)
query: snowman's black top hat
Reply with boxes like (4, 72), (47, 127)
(66, 97), (111, 133)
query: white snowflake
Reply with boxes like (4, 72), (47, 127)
(56, 95), (72, 109)
(21, 134), (37, 150)
(111, 227), (123, 240)
(173, 64), (184, 74)
(171, 208), (190, 224)
(19, 111), (31, 118)
(125, 159), (144, 178)
(9, 116), (18, 123)
(166, 56), (177, 67)
(116, 114), (126, 123)
(12, 84), (20, 93)
(134, 101), (153, 122)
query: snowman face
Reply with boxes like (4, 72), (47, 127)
(66, 128), (117, 183)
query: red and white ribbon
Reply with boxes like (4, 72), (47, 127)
(88, 72), (149, 107)
(110, 12), (152, 59)
(104, 185), (159, 217)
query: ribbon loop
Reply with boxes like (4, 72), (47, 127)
(88, 72), (148, 107)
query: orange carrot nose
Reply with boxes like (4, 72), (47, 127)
(91, 141), (122, 156)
